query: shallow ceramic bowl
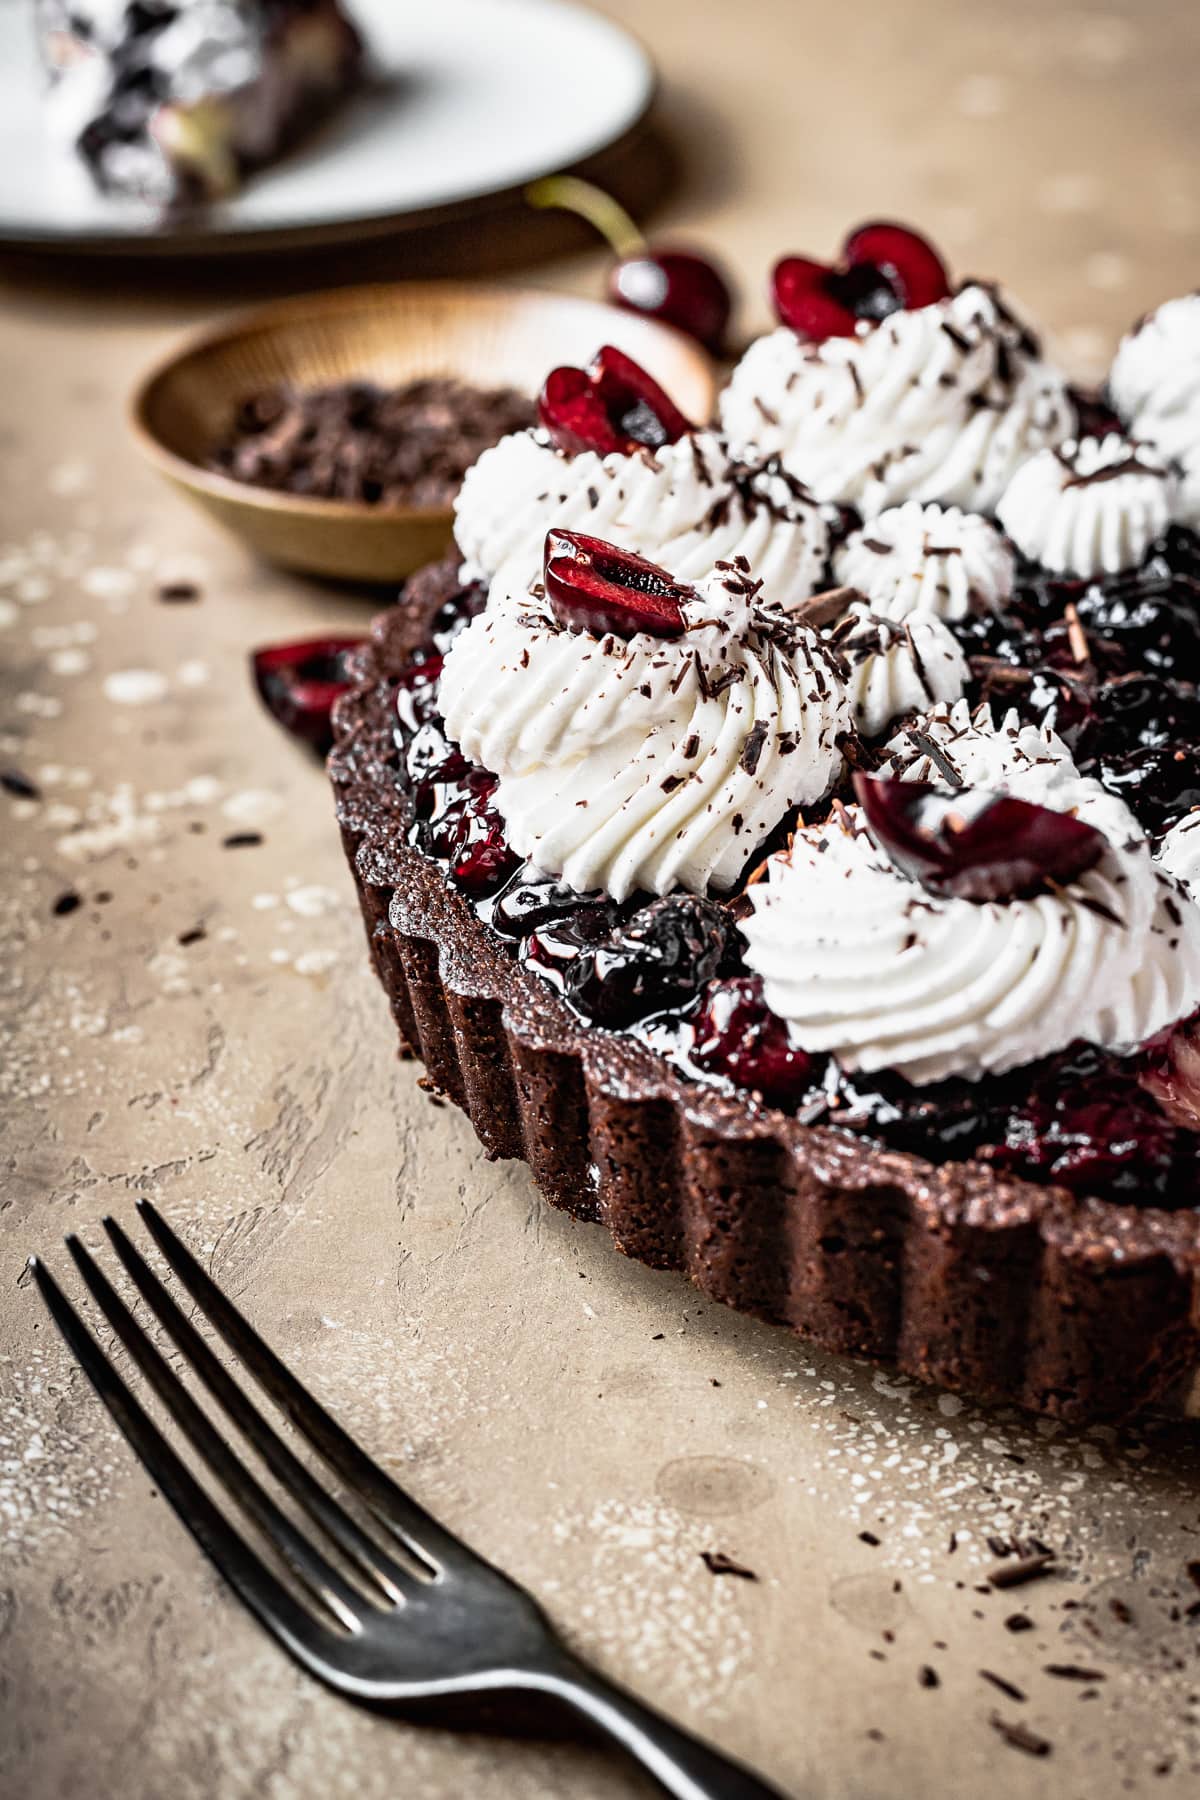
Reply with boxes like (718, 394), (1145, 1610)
(129, 283), (718, 584)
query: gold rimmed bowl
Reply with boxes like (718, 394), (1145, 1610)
(130, 282), (718, 584)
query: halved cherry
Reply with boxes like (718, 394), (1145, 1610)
(251, 636), (363, 755)
(772, 222), (951, 342)
(543, 530), (693, 640)
(852, 774), (1108, 902)
(537, 345), (693, 457)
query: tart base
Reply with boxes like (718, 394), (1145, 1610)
(330, 560), (1200, 1423)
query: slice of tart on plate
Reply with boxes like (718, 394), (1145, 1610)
(36, 0), (364, 206)
(330, 242), (1200, 1423)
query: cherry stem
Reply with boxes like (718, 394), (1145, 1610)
(525, 176), (646, 259)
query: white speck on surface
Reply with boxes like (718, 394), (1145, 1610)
(1085, 250), (1130, 290)
(48, 648), (91, 677)
(222, 788), (284, 827)
(954, 74), (1008, 117)
(177, 660), (209, 688)
(1037, 171), (1102, 214)
(82, 567), (135, 601)
(103, 669), (168, 706)
(47, 461), (91, 498)
(293, 949), (339, 976)
(286, 885), (341, 918)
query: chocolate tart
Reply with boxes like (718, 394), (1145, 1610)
(330, 555), (1200, 1426)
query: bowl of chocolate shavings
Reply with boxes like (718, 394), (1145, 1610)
(130, 282), (717, 583)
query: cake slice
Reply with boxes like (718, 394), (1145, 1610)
(35, 0), (364, 207)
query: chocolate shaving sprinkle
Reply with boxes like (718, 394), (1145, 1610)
(1063, 602), (1090, 666)
(158, 581), (200, 602)
(222, 831), (264, 849)
(2, 768), (41, 800)
(1044, 1664), (1105, 1682)
(918, 1666), (940, 1689)
(1004, 1614), (1034, 1633)
(904, 729), (965, 789)
(52, 891), (82, 917)
(700, 1551), (758, 1580)
(740, 722), (769, 776)
(791, 584), (861, 629)
(858, 1531), (881, 1547)
(980, 1670), (1026, 1703)
(990, 1715), (1051, 1759)
(987, 1552), (1056, 1590)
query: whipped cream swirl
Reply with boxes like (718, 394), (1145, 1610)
(835, 500), (1015, 621)
(1159, 813), (1200, 900)
(739, 703), (1200, 1084)
(438, 563), (852, 903)
(1109, 294), (1200, 528)
(453, 428), (830, 609)
(828, 608), (969, 739)
(996, 434), (1175, 578)
(719, 283), (1074, 519)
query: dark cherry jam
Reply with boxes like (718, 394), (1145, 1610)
(389, 535), (1200, 1209)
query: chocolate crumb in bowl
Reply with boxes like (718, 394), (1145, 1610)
(209, 378), (535, 508)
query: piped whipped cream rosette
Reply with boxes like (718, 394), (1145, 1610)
(720, 282), (1075, 519)
(438, 538), (852, 903)
(739, 702), (1200, 1085)
(454, 427), (830, 609)
(996, 434), (1177, 579)
(453, 342), (830, 608)
(834, 500), (1015, 621)
(823, 606), (969, 739)
(1109, 293), (1200, 525)
(1159, 812), (1200, 899)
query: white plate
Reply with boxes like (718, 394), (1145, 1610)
(0, 0), (655, 254)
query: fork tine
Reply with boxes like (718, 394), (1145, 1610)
(63, 1235), (367, 1632)
(31, 1255), (331, 1667)
(102, 1214), (417, 1604)
(138, 1199), (473, 1570)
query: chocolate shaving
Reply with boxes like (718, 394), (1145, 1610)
(989, 1715), (1051, 1759)
(987, 1552), (1056, 1590)
(740, 722), (769, 775)
(980, 1670), (1026, 1703)
(700, 1551), (758, 1580)
(2, 768), (41, 800)
(790, 585), (861, 629)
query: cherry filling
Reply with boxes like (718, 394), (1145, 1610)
(537, 345), (693, 457)
(382, 552), (1200, 1208)
(853, 775), (1108, 902)
(693, 975), (813, 1103)
(524, 894), (732, 1028)
(543, 530), (693, 639)
(772, 222), (951, 342)
(955, 527), (1200, 837)
(252, 636), (363, 755)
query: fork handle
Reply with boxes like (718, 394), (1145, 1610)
(524, 1649), (790, 1800)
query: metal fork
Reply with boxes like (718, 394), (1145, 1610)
(32, 1201), (787, 1800)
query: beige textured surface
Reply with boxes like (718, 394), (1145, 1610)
(4, 2), (1200, 1795)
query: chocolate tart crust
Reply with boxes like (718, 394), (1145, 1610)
(330, 558), (1200, 1424)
